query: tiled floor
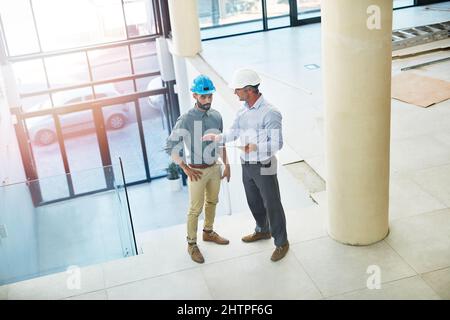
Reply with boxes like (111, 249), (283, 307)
(106, 268), (212, 300)
(200, 249), (322, 300)
(385, 208), (450, 274)
(1, 3), (449, 300)
(291, 238), (417, 298)
(327, 276), (441, 300)
(421, 267), (450, 300)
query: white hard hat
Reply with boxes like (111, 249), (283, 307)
(229, 68), (261, 89)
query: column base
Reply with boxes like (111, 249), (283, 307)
(327, 228), (390, 246)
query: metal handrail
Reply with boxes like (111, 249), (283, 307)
(119, 157), (139, 256)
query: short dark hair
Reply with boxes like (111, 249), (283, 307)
(244, 84), (259, 94)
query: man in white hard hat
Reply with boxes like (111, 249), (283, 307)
(203, 68), (289, 262)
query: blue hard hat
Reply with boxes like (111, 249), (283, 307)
(190, 75), (216, 94)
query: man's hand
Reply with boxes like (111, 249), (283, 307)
(221, 164), (231, 182)
(238, 143), (257, 154)
(202, 133), (220, 142)
(180, 163), (203, 182)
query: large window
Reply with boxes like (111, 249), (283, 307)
(32, 0), (126, 51)
(198, 0), (428, 40)
(199, 0), (264, 39)
(2, 0), (174, 204)
(123, 0), (157, 37)
(0, 0), (158, 54)
(0, 0), (40, 56)
(198, 0), (321, 39)
(394, 0), (415, 9)
(297, 0), (320, 20)
(267, 0), (291, 29)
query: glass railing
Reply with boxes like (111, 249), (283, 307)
(0, 164), (137, 286)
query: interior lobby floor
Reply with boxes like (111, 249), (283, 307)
(1, 3), (449, 300)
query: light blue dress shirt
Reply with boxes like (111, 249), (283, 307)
(222, 95), (283, 162)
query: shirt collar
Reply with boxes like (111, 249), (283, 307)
(245, 94), (264, 110)
(192, 105), (209, 117)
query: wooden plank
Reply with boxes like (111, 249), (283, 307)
(392, 72), (450, 107)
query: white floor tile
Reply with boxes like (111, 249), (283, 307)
(138, 205), (326, 267)
(101, 255), (156, 289)
(201, 250), (322, 300)
(7, 265), (104, 300)
(65, 290), (108, 300)
(107, 269), (212, 300)
(422, 267), (450, 300)
(386, 208), (450, 274)
(140, 212), (274, 266)
(434, 131), (450, 149)
(328, 276), (440, 300)
(412, 164), (450, 207)
(102, 237), (198, 289)
(197, 213), (275, 263)
(291, 238), (416, 297)
(390, 98), (450, 141)
(0, 285), (8, 300)
(284, 206), (328, 244)
(390, 135), (450, 174)
(389, 174), (446, 220)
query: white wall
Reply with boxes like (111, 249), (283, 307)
(0, 63), (38, 285)
(0, 183), (38, 285)
(0, 65), (26, 186)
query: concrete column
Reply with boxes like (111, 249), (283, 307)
(167, 0), (202, 113)
(171, 54), (192, 114)
(0, 30), (26, 185)
(322, 0), (392, 245)
(167, 0), (202, 57)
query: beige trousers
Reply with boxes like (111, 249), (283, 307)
(187, 164), (221, 244)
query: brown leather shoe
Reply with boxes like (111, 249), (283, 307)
(188, 244), (204, 264)
(203, 230), (229, 245)
(241, 231), (271, 243)
(271, 242), (289, 262)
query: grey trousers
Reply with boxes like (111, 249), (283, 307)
(241, 157), (288, 247)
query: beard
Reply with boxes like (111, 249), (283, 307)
(197, 102), (211, 111)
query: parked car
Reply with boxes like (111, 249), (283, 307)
(27, 84), (130, 146)
(146, 76), (165, 112)
(146, 76), (168, 129)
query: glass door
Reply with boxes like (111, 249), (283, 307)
(266, 0), (291, 29)
(101, 100), (149, 184)
(296, 0), (321, 21)
(58, 109), (107, 194)
(24, 107), (109, 203)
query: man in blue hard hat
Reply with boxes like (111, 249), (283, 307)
(166, 74), (230, 264)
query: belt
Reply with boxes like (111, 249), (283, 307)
(242, 159), (273, 167)
(189, 163), (215, 169)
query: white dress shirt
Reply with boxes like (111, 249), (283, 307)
(222, 95), (283, 162)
